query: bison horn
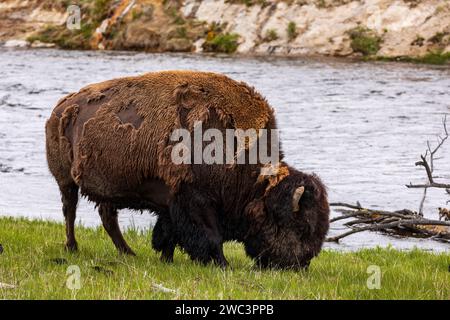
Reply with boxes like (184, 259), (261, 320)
(292, 186), (305, 212)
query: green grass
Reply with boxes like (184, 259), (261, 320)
(371, 51), (450, 65)
(0, 217), (448, 299)
(410, 51), (450, 65)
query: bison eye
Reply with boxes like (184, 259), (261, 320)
(292, 186), (305, 212)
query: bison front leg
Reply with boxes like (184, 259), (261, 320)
(98, 203), (136, 256)
(152, 215), (176, 263)
(170, 192), (228, 268)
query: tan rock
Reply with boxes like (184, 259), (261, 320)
(4, 39), (29, 47)
(119, 23), (161, 50)
(164, 38), (193, 52)
(30, 40), (56, 48)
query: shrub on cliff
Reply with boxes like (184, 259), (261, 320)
(225, 0), (270, 7)
(28, 23), (96, 50)
(264, 29), (279, 42)
(348, 27), (382, 56)
(202, 33), (240, 54)
(287, 22), (298, 42)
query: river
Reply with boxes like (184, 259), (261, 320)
(0, 48), (449, 251)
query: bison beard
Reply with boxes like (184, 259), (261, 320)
(45, 70), (329, 270)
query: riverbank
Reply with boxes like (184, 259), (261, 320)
(1, 0), (449, 64)
(0, 217), (448, 299)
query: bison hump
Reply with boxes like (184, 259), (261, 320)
(168, 71), (274, 130)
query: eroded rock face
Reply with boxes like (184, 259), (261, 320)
(115, 22), (161, 51)
(0, 0), (67, 43)
(1, 0), (449, 59)
(164, 38), (194, 52)
(182, 0), (450, 58)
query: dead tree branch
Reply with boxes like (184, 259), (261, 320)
(328, 116), (450, 244)
(327, 202), (450, 243)
(406, 115), (450, 214)
(406, 115), (449, 189)
(329, 202), (362, 210)
(327, 218), (450, 242)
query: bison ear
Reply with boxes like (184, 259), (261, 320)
(292, 186), (305, 213)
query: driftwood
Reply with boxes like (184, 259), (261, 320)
(326, 203), (450, 243)
(327, 115), (450, 244)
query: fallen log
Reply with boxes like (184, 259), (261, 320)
(327, 203), (450, 243)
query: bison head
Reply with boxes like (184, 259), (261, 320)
(244, 169), (329, 270)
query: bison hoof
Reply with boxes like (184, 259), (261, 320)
(160, 254), (174, 263)
(65, 242), (78, 252)
(160, 256), (173, 263)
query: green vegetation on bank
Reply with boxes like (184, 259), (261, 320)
(27, 0), (115, 49)
(348, 26), (382, 56)
(349, 27), (450, 65)
(0, 217), (448, 299)
(369, 51), (450, 65)
(26, 0), (123, 49)
(203, 23), (240, 54)
(203, 33), (240, 54)
(24, 1), (449, 65)
(414, 51), (450, 65)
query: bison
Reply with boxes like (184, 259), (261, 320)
(46, 70), (329, 269)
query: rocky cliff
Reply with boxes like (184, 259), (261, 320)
(1, 0), (449, 63)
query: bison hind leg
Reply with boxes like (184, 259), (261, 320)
(152, 215), (176, 263)
(60, 182), (79, 252)
(98, 203), (136, 256)
(46, 113), (79, 251)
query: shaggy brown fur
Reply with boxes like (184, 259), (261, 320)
(46, 70), (329, 269)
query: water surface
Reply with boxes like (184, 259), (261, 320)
(0, 48), (449, 251)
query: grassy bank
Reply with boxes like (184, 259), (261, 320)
(0, 217), (448, 299)
(366, 51), (450, 65)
